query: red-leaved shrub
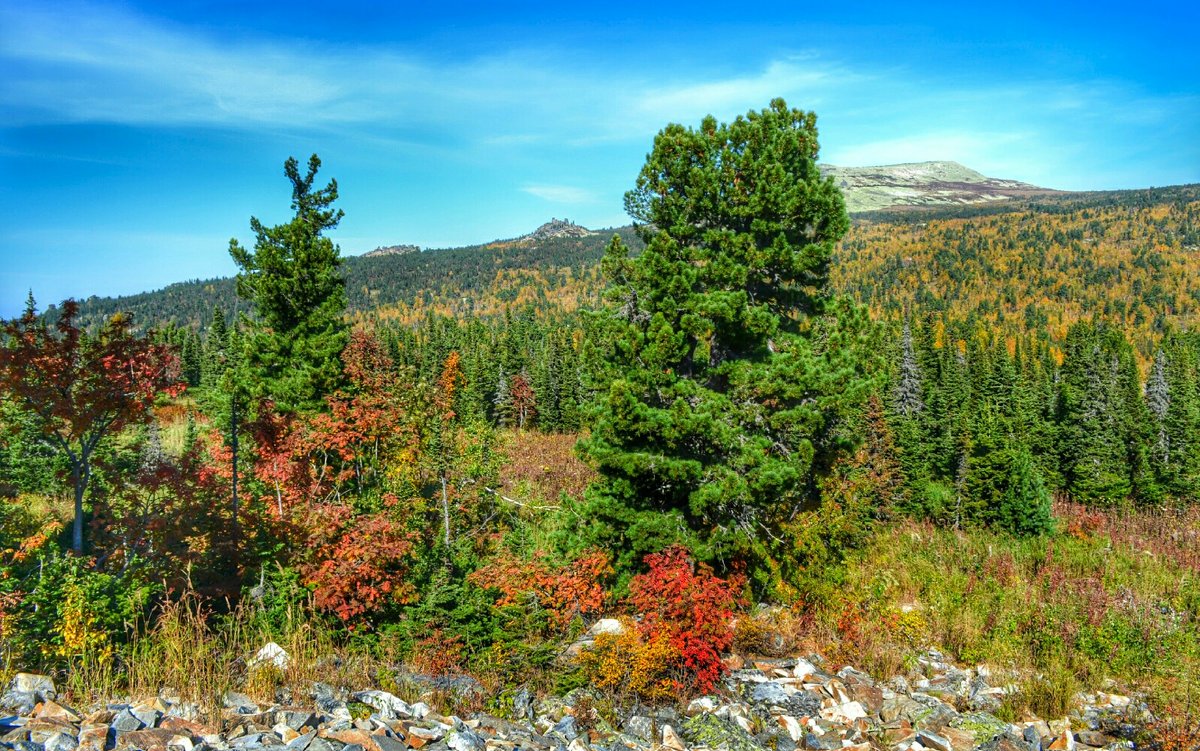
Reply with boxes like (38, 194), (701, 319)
(628, 545), (746, 693)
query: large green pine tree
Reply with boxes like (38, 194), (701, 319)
(574, 99), (873, 589)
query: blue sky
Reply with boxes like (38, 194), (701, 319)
(1, 0), (1197, 317)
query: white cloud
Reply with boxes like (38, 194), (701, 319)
(521, 184), (596, 204)
(1, 1), (1194, 191)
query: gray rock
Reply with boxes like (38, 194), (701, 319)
(550, 717), (577, 742)
(622, 716), (654, 743)
(750, 682), (792, 705)
(350, 692), (410, 721)
(1076, 730), (1112, 747)
(916, 730), (953, 751)
(111, 708), (147, 733)
(10, 675), (55, 701)
(44, 733), (79, 751)
(305, 739), (339, 751)
(373, 736), (407, 751)
(512, 689), (534, 722)
(130, 705), (163, 728)
(223, 693), (260, 715)
(801, 733), (839, 751)
(0, 691), (37, 715)
(446, 728), (486, 751)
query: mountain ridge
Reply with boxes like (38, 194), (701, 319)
(54, 184), (1200, 348)
(819, 160), (1056, 213)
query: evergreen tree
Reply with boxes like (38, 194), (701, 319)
(574, 99), (873, 589)
(893, 320), (924, 417)
(181, 330), (202, 387)
(992, 445), (1054, 536)
(1058, 321), (1148, 505)
(229, 154), (348, 413)
(201, 305), (229, 389)
(1150, 336), (1200, 499)
(493, 366), (511, 427)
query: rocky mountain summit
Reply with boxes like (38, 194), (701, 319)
(820, 162), (1052, 213)
(0, 644), (1148, 751)
(519, 219), (594, 243)
(363, 245), (420, 258)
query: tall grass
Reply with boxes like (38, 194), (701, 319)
(797, 506), (1200, 721)
(50, 591), (388, 717)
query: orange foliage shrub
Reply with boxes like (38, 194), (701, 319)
(409, 628), (465, 677)
(470, 549), (610, 631)
(300, 495), (417, 623)
(576, 624), (681, 703)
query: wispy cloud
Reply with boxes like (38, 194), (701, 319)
(0, 2), (848, 144)
(521, 184), (596, 204)
(1, 0), (1195, 191)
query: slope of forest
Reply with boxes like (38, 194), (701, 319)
(69, 185), (1200, 360)
(66, 228), (641, 332)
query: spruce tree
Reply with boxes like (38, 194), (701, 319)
(992, 445), (1053, 536)
(229, 154), (348, 413)
(574, 99), (872, 588)
(893, 320), (924, 417)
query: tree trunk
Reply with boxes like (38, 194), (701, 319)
(441, 473), (450, 546)
(71, 460), (88, 555)
(231, 395), (240, 568)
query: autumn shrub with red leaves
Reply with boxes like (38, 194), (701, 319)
(470, 549), (611, 632)
(299, 495), (418, 624)
(627, 545), (746, 694)
(92, 437), (231, 589)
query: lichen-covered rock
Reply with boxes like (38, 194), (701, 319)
(682, 713), (762, 751)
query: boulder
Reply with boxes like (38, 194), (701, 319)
(622, 716), (654, 742)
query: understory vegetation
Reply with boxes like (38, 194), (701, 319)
(3, 102), (1200, 744)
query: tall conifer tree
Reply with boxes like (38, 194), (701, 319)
(575, 99), (873, 588)
(229, 154), (348, 413)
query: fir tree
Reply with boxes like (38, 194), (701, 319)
(992, 445), (1054, 536)
(894, 319), (924, 417)
(229, 154), (348, 413)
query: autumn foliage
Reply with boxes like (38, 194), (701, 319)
(628, 545), (746, 693)
(300, 495), (417, 622)
(0, 300), (182, 553)
(470, 549), (611, 631)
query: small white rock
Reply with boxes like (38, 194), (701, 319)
(249, 641), (290, 670)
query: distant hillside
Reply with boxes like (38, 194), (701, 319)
(65, 226), (641, 332)
(63, 186), (1200, 359)
(821, 160), (1053, 213)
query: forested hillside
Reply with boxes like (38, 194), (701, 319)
(66, 228), (642, 332)
(69, 186), (1200, 363)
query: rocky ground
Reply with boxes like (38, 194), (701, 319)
(2, 645), (1150, 751)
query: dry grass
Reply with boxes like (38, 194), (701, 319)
(496, 430), (596, 504)
(46, 593), (389, 719)
(792, 511), (1200, 720)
